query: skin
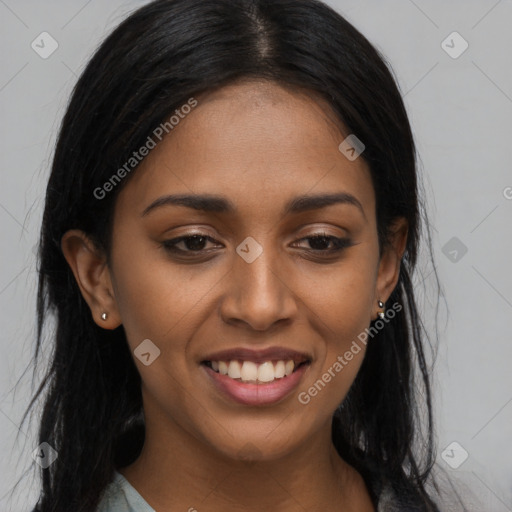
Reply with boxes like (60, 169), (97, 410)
(61, 79), (407, 511)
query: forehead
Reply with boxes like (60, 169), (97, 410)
(188, 79), (347, 157)
(115, 80), (375, 223)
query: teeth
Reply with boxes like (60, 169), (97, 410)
(274, 360), (285, 378)
(241, 361), (258, 381)
(257, 361), (275, 382)
(228, 360), (242, 379)
(218, 361), (228, 375)
(208, 359), (302, 383)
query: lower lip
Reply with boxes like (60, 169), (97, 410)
(202, 363), (310, 406)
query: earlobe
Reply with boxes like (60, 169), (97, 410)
(60, 229), (122, 329)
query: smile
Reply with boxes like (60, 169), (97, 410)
(201, 358), (311, 406)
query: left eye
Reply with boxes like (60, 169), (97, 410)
(292, 234), (353, 252)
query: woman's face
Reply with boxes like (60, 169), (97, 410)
(83, 80), (405, 461)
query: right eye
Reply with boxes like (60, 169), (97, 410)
(161, 234), (223, 255)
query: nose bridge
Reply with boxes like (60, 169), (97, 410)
(239, 243), (281, 295)
(221, 238), (296, 330)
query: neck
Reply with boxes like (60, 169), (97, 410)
(120, 411), (375, 511)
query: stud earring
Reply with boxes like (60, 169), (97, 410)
(101, 312), (108, 321)
(377, 300), (385, 320)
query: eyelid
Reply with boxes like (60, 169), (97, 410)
(162, 233), (221, 251)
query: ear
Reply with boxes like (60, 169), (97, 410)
(60, 229), (122, 329)
(373, 217), (408, 319)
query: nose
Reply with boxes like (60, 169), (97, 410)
(220, 245), (298, 332)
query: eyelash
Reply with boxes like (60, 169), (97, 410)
(161, 232), (354, 258)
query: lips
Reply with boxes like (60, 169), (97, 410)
(200, 346), (312, 406)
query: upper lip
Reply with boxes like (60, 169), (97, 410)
(201, 347), (312, 365)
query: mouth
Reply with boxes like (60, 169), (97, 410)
(200, 348), (312, 406)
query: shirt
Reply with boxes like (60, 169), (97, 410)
(95, 470), (420, 512)
(96, 472), (154, 512)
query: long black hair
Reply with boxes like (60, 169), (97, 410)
(22, 0), (450, 510)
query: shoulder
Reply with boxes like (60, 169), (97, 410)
(96, 472), (155, 512)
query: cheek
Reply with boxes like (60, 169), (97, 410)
(297, 254), (377, 342)
(110, 240), (221, 350)
(293, 255), (376, 407)
(110, 254), (205, 420)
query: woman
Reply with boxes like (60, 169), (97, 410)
(25, 0), (460, 510)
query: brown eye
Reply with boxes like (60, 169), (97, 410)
(293, 233), (354, 253)
(162, 234), (221, 255)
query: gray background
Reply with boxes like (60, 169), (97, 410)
(1, 0), (511, 510)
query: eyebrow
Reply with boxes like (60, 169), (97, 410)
(141, 192), (366, 220)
